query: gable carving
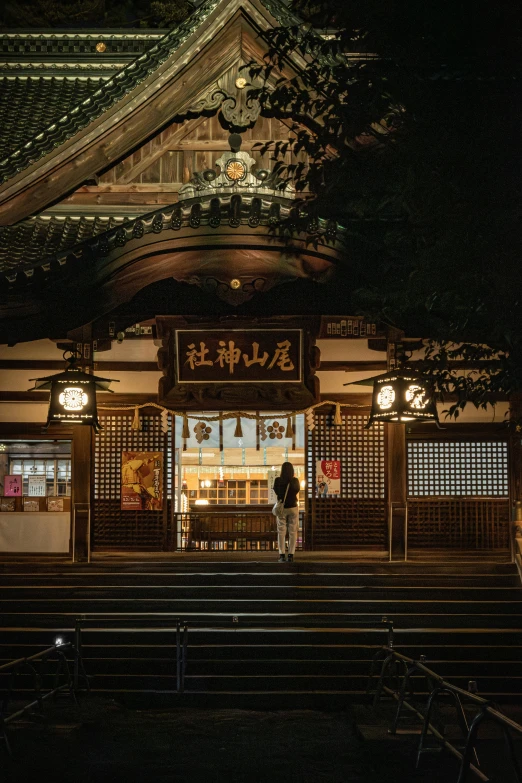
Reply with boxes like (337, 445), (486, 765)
(95, 114), (303, 191)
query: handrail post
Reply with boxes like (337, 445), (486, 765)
(0, 715), (12, 757)
(373, 653), (396, 707)
(416, 685), (446, 768)
(457, 708), (488, 783)
(176, 619), (181, 693)
(74, 619), (82, 690)
(181, 623), (188, 693)
(391, 663), (417, 735)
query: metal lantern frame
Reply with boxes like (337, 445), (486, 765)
(345, 369), (439, 428)
(29, 351), (117, 433)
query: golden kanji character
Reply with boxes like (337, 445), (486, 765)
(267, 339), (295, 371)
(185, 342), (213, 369)
(243, 342), (269, 368)
(215, 340), (242, 374)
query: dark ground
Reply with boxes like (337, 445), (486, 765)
(5, 695), (520, 783)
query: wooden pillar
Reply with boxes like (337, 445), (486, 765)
(509, 393), (522, 561)
(68, 324), (94, 562)
(387, 326), (407, 560)
(0, 451), (8, 496)
(71, 425), (93, 563)
(387, 424), (407, 560)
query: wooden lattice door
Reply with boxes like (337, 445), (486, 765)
(93, 411), (170, 550)
(407, 439), (510, 550)
(306, 412), (387, 549)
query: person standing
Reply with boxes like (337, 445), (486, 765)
(273, 461), (300, 562)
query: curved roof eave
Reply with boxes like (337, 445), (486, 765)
(0, 0), (303, 189)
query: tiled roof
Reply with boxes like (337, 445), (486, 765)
(0, 76), (107, 160)
(0, 31), (166, 58)
(0, 0), (299, 185)
(0, 214), (131, 275)
(0, 194), (339, 289)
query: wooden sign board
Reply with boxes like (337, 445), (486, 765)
(157, 317), (320, 411)
(176, 329), (302, 384)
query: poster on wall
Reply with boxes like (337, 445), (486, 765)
(23, 499), (40, 512)
(4, 475), (22, 496)
(121, 452), (163, 511)
(47, 498), (64, 512)
(316, 460), (341, 497)
(28, 475), (47, 497)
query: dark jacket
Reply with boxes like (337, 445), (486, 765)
(273, 476), (300, 508)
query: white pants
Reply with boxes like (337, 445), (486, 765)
(277, 507), (299, 555)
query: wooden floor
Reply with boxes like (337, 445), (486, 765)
(0, 548), (513, 565)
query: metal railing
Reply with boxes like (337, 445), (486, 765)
(177, 614), (393, 678)
(0, 641), (87, 756)
(174, 511), (305, 552)
(74, 615), (188, 693)
(367, 646), (522, 782)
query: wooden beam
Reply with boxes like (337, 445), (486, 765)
(319, 361), (387, 372)
(0, 390), (509, 405)
(74, 184), (182, 192)
(0, 422), (75, 437)
(318, 393), (372, 406)
(173, 140), (293, 150)
(0, 360), (159, 372)
(1, 359), (383, 372)
(320, 360), (508, 372)
(60, 191), (181, 207)
(0, 392), (157, 404)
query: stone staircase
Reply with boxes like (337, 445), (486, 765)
(0, 559), (521, 706)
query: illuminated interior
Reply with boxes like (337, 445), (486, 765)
(176, 413), (306, 511)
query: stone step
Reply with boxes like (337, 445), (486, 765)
(0, 573), (519, 587)
(1, 584), (520, 598)
(25, 650), (522, 682)
(0, 561), (518, 698)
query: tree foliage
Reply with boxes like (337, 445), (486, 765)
(248, 0), (522, 417)
(0, 0), (192, 29)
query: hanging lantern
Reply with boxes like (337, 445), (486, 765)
(349, 369), (438, 427)
(29, 351), (117, 434)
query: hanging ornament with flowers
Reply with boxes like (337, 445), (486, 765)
(267, 420), (285, 440)
(194, 421), (212, 443)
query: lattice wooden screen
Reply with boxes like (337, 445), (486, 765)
(408, 441), (509, 497)
(407, 440), (510, 549)
(407, 498), (510, 549)
(93, 412), (170, 549)
(306, 412), (386, 549)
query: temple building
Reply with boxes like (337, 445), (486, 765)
(0, 0), (516, 560)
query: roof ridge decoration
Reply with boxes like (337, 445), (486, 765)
(179, 134), (295, 200)
(0, 0), (303, 186)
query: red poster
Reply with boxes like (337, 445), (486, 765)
(4, 475), (22, 497)
(121, 452), (163, 511)
(316, 460), (341, 496)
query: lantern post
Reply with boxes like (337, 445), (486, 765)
(344, 342), (439, 561)
(28, 351), (118, 562)
(29, 350), (117, 433)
